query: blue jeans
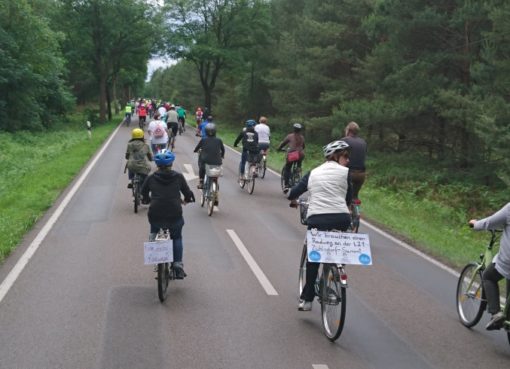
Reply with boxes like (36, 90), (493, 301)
(150, 217), (185, 263)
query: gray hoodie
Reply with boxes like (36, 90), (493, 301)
(473, 202), (510, 279)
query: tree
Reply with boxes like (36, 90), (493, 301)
(164, 0), (270, 113)
(0, 0), (72, 130)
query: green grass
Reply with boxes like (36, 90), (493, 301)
(217, 124), (493, 270)
(0, 115), (119, 262)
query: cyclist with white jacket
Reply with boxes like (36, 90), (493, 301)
(288, 140), (353, 311)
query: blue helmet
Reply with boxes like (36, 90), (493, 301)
(154, 151), (175, 167)
(245, 119), (257, 128)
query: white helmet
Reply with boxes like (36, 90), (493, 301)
(323, 140), (350, 158)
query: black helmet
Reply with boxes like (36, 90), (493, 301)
(205, 123), (216, 136)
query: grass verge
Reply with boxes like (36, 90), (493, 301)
(0, 115), (119, 262)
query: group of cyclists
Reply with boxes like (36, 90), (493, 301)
(125, 105), (372, 307)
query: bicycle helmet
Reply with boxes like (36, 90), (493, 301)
(131, 128), (144, 139)
(322, 140), (350, 158)
(154, 151), (175, 167)
(205, 123), (216, 136)
(293, 123), (303, 131)
(246, 119), (257, 128)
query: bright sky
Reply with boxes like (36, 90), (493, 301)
(146, 56), (175, 81)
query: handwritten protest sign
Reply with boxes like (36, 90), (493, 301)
(144, 241), (173, 265)
(306, 230), (372, 265)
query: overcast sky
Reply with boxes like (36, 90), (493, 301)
(146, 56), (175, 81)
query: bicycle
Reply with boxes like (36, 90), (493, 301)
(296, 199), (348, 342)
(239, 159), (257, 195)
(178, 117), (186, 135)
(151, 229), (176, 302)
(200, 165), (222, 216)
(349, 198), (362, 233)
(124, 114), (131, 126)
(138, 116), (146, 129)
(456, 230), (510, 344)
(280, 159), (302, 193)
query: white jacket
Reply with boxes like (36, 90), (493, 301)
(307, 161), (350, 217)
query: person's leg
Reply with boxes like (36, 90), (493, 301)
(482, 263), (505, 329)
(301, 261), (320, 302)
(149, 224), (160, 241)
(169, 217), (186, 278)
(350, 170), (366, 199)
(198, 160), (205, 188)
(239, 150), (247, 177)
(284, 161), (292, 187)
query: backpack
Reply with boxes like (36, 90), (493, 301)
(153, 124), (165, 138)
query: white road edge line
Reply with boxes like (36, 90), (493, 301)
(226, 229), (278, 296)
(0, 123), (123, 304)
(362, 221), (460, 277)
(225, 142), (461, 278)
(312, 365), (329, 369)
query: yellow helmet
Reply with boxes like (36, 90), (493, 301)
(132, 128), (144, 139)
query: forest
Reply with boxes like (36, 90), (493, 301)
(2, 0), (509, 206)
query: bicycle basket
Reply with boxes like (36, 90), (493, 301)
(299, 200), (309, 225)
(205, 164), (223, 177)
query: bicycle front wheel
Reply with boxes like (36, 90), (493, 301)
(321, 265), (346, 341)
(157, 262), (170, 302)
(456, 262), (486, 327)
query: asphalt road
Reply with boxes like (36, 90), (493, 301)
(1, 118), (510, 369)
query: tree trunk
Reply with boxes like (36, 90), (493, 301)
(112, 77), (119, 114)
(106, 84), (112, 121)
(99, 71), (107, 122)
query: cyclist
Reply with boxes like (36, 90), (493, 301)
(288, 140), (353, 311)
(198, 115), (213, 139)
(124, 102), (132, 125)
(255, 116), (270, 154)
(147, 112), (168, 154)
(469, 202), (510, 330)
(193, 123), (225, 191)
(125, 128), (152, 191)
(138, 104), (147, 127)
(195, 106), (203, 128)
(277, 123), (305, 193)
(176, 105), (186, 132)
(234, 120), (259, 180)
(166, 105), (179, 148)
(141, 151), (195, 279)
(341, 121), (367, 200)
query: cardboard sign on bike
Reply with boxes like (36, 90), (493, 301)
(144, 241), (173, 265)
(306, 230), (372, 265)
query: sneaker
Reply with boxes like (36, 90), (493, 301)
(298, 299), (312, 311)
(141, 198), (150, 205)
(127, 183), (133, 189)
(173, 262), (187, 280)
(486, 311), (505, 330)
(283, 186), (289, 194)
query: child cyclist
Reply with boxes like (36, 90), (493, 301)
(469, 202), (510, 330)
(141, 151), (195, 279)
(125, 128), (152, 191)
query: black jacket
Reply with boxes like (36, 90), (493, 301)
(194, 137), (225, 165)
(234, 127), (259, 153)
(141, 169), (195, 226)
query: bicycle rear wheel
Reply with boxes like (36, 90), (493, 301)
(261, 158), (267, 179)
(157, 262), (170, 302)
(207, 180), (217, 216)
(456, 262), (486, 327)
(298, 242), (307, 296)
(248, 177), (255, 194)
(133, 180), (139, 213)
(320, 265), (346, 341)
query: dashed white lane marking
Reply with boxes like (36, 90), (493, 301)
(226, 229), (278, 296)
(0, 124), (123, 304)
(312, 365), (329, 369)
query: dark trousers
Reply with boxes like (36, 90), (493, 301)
(300, 213), (351, 302)
(284, 159), (303, 187)
(350, 170), (366, 199)
(483, 263), (509, 314)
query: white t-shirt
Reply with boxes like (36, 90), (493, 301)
(148, 119), (168, 144)
(255, 123), (270, 143)
(158, 107), (167, 116)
